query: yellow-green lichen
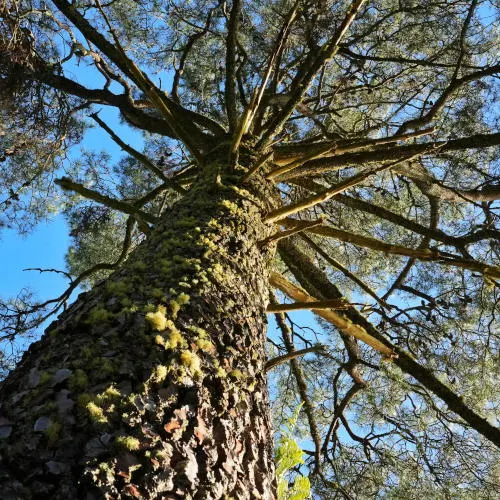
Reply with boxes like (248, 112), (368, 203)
(219, 200), (240, 213)
(151, 365), (169, 383)
(196, 338), (215, 353)
(177, 292), (190, 306)
(169, 292), (190, 319)
(166, 329), (186, 349)
(145, 305), (168, 331)
(179, 350), (202, 377)
(86, 402), (108, 424)
(115, 435), (140, 451)
(97, 385), (121, 402)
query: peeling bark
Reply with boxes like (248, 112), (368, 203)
(0, 156), (278, 499)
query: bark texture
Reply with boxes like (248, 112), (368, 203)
(0, 155), (278, 499)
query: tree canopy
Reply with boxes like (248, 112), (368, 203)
(1, 0), (499, 497)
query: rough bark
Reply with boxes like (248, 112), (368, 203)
(0, 155), (278, 499)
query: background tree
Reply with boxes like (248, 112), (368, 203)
(0, 0), (499, 498)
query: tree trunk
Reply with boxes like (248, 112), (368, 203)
(0, 155), (278, 499)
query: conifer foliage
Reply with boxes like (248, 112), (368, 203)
(0, 0), (499, 497)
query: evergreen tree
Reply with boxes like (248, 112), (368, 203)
(0, 0), (499, 497)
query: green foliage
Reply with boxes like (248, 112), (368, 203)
(275, 406), (311, 500)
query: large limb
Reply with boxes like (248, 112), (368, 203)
(291, 178), (500, 249)
(279, 219), (500, 280)
(277, 239), (500, 447)
(50, 0), (209, 159)
(257, 0), (367, 148)
(274, 132), (500, 180)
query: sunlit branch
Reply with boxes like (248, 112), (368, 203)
(265, 345), (327, 371)
(269, 271), (395, 357)
(225, 0), (242, 131)
(291, 178), (500, 249)
(265, 151), (427, 223)
(259, 218), (324, 246)
(269, 127), (435, 175)
(282, 219), (500, 280)
(242, 151), (274, 181)
(266, 298), (348, 313)
(232, 0), (301, 155)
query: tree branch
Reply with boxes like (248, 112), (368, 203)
(55, 177), (157, 224)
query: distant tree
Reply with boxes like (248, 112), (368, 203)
(0, 0), (499, 497)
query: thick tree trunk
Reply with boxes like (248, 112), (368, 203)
(0, 157), (278, 499)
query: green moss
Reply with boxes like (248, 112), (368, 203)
(86, 307), (113, 324)
(48, 328), (59, 338)
(69, 369), (88, 390)
(144, 303), (156, 313)
(130, 261), (147, 272)
(86, 402), (108, 424)
(99, 358), (116, 376)
(115, 435), (140, 451)
(154, 449), (170, 461)
(120, 297), (133, 308)
(77, 393), (93, 409)
(45, 421), (62, 444)
(229, 369), (244, 381)
(80, 346), (93, 359)
(106, 280), (129, 296)
(39, 371), (52, 385)
(151, 288), (166, 300)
